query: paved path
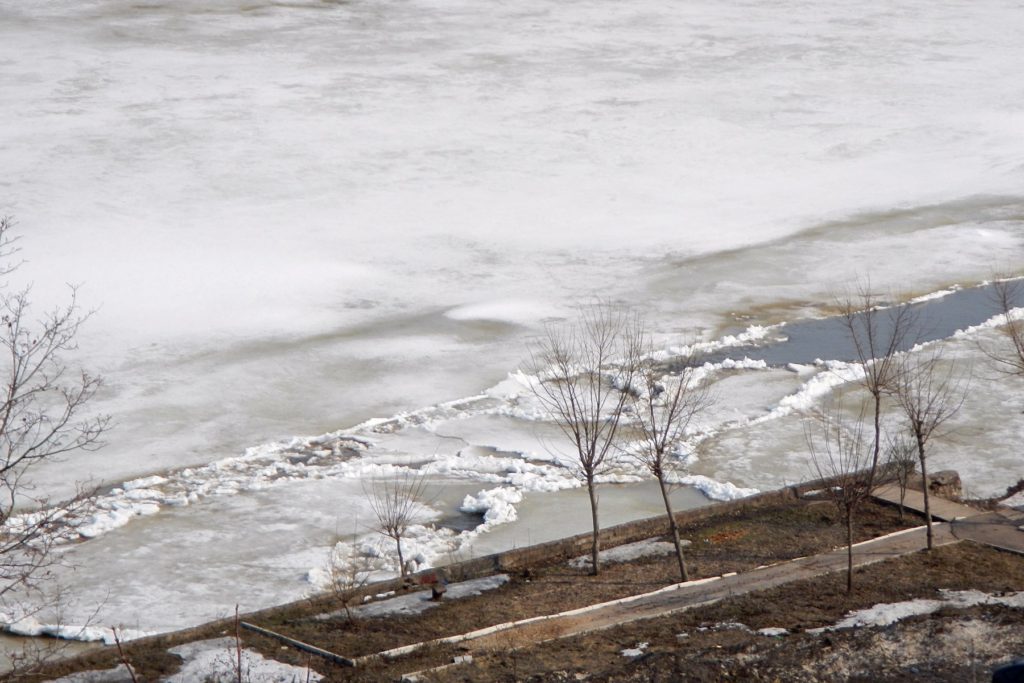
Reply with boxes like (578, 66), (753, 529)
(870, 483), (1024, 555)
(871, 483), (984, 521)
(951, 508), (1024, 555)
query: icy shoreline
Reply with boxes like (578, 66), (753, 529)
(4, 285), (1023, 642)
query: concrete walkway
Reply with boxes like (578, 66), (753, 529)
(951, 507), (1024, 555)
(871, 483), (1024, 555)
(871, 483), (985, 521)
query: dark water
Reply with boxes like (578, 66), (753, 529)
(700, 282), (1024, 368)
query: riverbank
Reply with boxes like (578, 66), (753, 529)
(12, 480), (951, 681)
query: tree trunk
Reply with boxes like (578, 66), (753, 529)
(898, 488), (906, 521)
(395, 536), (406, 576)
(867, 391), (882, 493)
(917, 435), (933, 550)
(658, 475), (688, 582)
(586, 474), (601, 576)
(845, 511), (854, 593)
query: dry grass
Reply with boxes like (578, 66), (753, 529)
(443, 542), (1024, 683)
(28, 498), (931, 681)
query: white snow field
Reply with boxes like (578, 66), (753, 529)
(1, 0), (1023, 647)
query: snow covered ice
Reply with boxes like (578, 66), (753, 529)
(1, 0), (1023, 644)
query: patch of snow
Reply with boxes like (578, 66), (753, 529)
(676, 474), (759, 501)
(164, 638), (323, 683)
(810, 589), (1024, 633)
(568, 539), (686, 569)
(46, 665), (137, 683)
(321, 575), (510, 620)
(1003, 491), (1024, 509)
(620, 641), (648, 658)
(1, 618), (151, 645)
(713, 622), (753, 632)
(757, 627), (790, 637)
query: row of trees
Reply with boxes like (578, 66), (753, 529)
(808, 285), (969, 592)
(528, 280), (1023, 585)
(1, 207), (1022, 662)
(810, 279), (1024, 591)
(527, 303), (710, 579)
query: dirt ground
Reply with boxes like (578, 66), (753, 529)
(439, 542), (1024, 683)
(25, 496), (946, 681)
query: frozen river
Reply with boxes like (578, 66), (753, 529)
(1, 0), (1023, 644)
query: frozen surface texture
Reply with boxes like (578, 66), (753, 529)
(0, 0), (1022, 640)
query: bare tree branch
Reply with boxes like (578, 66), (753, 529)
(978, 278), (1024, 376)
(893, 347), (969, 550)
(805, 397), (874, 593)
(628, 340), (712, 581)
(885, 431), (917, 521)
(837, 281), (918, 493)
(0, 216), (109, 647)
(527, 302), (642, 575)
(364, 471), (429, 577)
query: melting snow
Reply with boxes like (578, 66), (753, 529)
(48, 637), (323, 682)
(809, 589), (1024, 633)
(620, 642), (649, 658)
(568, 539), (688, 569)
(320, 574), (511, 620)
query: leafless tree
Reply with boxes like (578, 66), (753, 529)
(837, 282), (918, 493)
(893, 348), (968, 550)
(365, 471), (429, 577)
(323, 545), (373, 625)
(629, 344), (712, 582)
(0, 217), (108, 628)
(973, 277), (1024, 503)
(805, 398), (874, 593)
(528, 302), (642, 575)
(229, 604), (245, 683)
(885, 431), (917, 521)
(981, 278), (1024, 376)
(112, 626), (140, 683)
